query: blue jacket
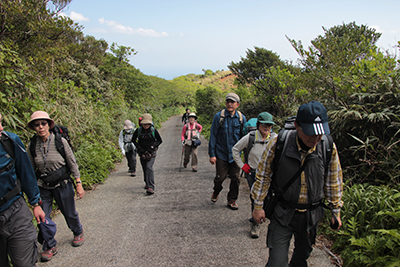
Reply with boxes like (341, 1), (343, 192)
(208, 109), (246, 163)
(0, 131), (41, 212)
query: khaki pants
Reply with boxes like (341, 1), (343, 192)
(184, 144), (198, 169)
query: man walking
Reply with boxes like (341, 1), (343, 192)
(209, 93), (246, 210)
(252, 101), (343, 267)
(0, 113), (46, 266)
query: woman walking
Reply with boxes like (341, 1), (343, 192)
(132, 114), (162, 195)
(181, 113), (202, 172)
(27, 111), (84, 262)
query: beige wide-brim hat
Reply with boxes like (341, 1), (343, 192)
(141, 113), (152, 124)
(28, 111), (55, 130)
(188, 113), (197, 120)
(123, 119), (133, 130)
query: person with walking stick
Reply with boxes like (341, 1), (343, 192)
(181, 113), (202, 172)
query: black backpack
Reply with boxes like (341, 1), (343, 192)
(29, 124), (73, 161)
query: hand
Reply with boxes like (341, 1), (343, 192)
(33, 206), (46, 224)
(242, 163), (251, 174)
(122, 151), (125, 156)
(209, 157), (217, 165)
(182, 141), (185, 146)
(331, 215), (342, 230)
(252, 209), (266, 224)
(76, 183), (85, 199)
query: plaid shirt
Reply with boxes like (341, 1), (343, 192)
(251, 134), (343, 216)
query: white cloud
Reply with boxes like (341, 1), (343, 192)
(70, 11), (90, 22)
(98, 18), (168, 37)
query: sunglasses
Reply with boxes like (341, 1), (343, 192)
(33, 121), (48, 128)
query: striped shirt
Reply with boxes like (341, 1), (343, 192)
(28, 132), (80, 189)
(251, 134), (343, 216)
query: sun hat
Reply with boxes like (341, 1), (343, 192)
(225, 92), (240, 103)
(257, 112), (275, 125)
(123, 120), (133, 130)
(28, 111), (55, 130)
(141, 113), (152, 125)
(296, 101), (330, 135)
(188, 113), (197, 120)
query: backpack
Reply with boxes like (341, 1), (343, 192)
(219, 109), (244, 137)
(137, 125), (156, 139)
(123, 129), (135, 152)
(0, 133), (21, 205)
(185, 122), (200, 139)
(272, 116), (333, 176)
(29, 124), (73, 164)
(243, 118), (257, 136)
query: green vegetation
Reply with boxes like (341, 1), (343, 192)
(1, 1), (400, 265)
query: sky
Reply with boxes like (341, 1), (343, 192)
(61, 0), (400, 80)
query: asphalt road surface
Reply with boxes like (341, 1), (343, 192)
(37, 115), (335, 267)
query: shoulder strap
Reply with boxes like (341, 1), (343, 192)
(244, 131), (256, 163)
(322, 134), (333, 176)
(0, 134), (15, 159)
(219, 109), (225, 128)
(29, 135), (38, 158)
(54, 133), (67, 160)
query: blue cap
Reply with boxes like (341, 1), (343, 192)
(38, 217), (57, 251)
(296, 101), (330, 135)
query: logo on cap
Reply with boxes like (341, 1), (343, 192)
(314, 116), (322, 122)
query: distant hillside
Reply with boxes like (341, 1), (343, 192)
(174, 69), (237, 91)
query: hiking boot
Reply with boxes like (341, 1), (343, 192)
(192, 168), (197, 172)
(211, 191), (219, 202)
(227, 200), (239, 210)
(131, 172), (136, 177)
(250, 222), (260, 238)
(41, 246), (57, 262)
(72, 231), (84, 247)
(146, 188), (154, 195)
(184, 164), (187, 168)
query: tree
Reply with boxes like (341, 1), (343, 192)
(287, 22), (382, 101)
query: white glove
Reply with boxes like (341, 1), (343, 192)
(122, 150), (125, 156)
(182, 141), (185, 146)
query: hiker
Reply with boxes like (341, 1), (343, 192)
(119, 120), (137, 176)
(132, 113), (162, 195)
(209, 92), (247, 210)
(251, 101), (343, 267)
(181, 108), (190, 124)
(0, 113), (46, 267)
(27, 111), (85, 262)
(181, 113), (203, 172)
(232, 112), (276, 238)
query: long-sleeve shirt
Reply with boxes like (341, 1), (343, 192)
(208, 109), (247, 163)
(28, 132), (80, 189)
(132, 126), (162, 155)
(181, 122), (203, 141)
(251, 134), (343, 216)
(232, 130), (276, 170)
(0, 131), (41, 212)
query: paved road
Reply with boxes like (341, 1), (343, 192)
(37, 115), (335, 267)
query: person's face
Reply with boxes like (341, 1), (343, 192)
(258, 123), (273, 138)
(295, 122), (323, 148)
(188, 117), (195, 123)
(225, 99), (239, 113)
(142, 123), (151, 129)
(32, 120), (50, 138)
(186, 110), (190, 114)
(0, 114), (3, 137)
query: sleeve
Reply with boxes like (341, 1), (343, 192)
(251, 136), (278, 210)
(13, 135), (41, 205)
(208, 113), (220, 158)
(181, 125), (187, 141)
(62, 138), (80, 179)
(153, 129), (162, 148)
(197, 123), (203, 133)
(232, 134), (249, 169)
(118, 130), (125, 153)
(324, 142), (344, 217)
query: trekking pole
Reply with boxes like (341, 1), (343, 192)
(179, 144), (184, 172)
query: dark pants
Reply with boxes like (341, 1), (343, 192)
(0, 197), (38, 267)
(126, 149), (137, 173)
(40, 181), (83, 248)
(140, 157), (156, 190)
(213, 158), (240, 201)
(266, 211), (316, 267)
